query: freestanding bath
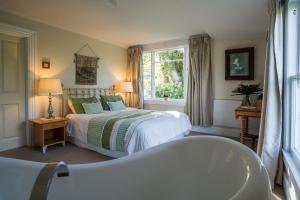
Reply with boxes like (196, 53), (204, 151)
(0, 136), (271, 200)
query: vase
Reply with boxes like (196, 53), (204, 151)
(243, 95), (251, 106)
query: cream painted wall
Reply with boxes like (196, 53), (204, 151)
(212, 38), (266, 100)
(210, 37), (266, 136)
(0, 11), (126, 118)
(144, 103), (185, 112)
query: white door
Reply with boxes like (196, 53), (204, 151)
(0, 33), (26, 151)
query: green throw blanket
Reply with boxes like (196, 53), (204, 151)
(87, 110), (157, 152)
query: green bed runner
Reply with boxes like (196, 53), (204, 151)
(87, 110), (155, 151)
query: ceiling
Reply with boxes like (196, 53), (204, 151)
(0, 0), (268, 47)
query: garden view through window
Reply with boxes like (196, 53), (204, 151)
(143, 47), (186, 101)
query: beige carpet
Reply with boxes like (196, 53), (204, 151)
(0, 143), (112, 164)
(0, 132), (252, 164)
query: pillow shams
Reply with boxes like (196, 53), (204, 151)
(107, 100), (126, 111)
(69, 96), (98, 114)
(100, 95), (124, 110)
(82, 102), (104, 114)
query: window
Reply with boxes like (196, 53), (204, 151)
(284, 0), (300, 181)
(142, 47), (188, 102)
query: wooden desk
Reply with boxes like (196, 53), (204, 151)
(235, 107), (261, 149)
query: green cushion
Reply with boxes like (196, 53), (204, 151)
(100, 95), (124, 110)
(82, 102), (104, 114)
(70, 96), (98, 114)
(107, 101), (126, 111)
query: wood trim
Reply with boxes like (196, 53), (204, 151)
(0, 22), (37, 146)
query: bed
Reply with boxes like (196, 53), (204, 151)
(64, 88), (192, 158)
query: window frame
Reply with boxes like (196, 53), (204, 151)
(285, 75), (300, 166)
(142, 45), (189, 105)
(283, 0), (300, 195)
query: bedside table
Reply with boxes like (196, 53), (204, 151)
(30, 118), (69, 153)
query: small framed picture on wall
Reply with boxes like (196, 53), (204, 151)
(42, 57), (51, 69)
(225, 47), (254, 80)
(42, 61), (50, 69)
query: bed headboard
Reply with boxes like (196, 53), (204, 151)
(62, 87), (115, 116)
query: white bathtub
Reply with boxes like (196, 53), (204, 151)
(0, 136), (271, 200)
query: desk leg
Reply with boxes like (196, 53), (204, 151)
(240, 116), (248, 144)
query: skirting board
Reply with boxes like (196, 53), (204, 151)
(192, 126), (259, 138)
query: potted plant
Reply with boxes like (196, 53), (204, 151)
(163, 91), (170, 101)
(232, 83), (263, 106)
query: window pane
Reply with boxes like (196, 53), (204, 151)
(154, 48), (184, 99)
(291, 77), (300, 158)
(143, 53), (152, 99)
(286, 1), (300, 75)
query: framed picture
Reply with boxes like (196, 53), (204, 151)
(225, 47), (254, 80)
(42, 61), (50, 69)
(75, 54), (98, 85)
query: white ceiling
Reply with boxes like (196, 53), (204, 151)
(0, 0), (268, 47)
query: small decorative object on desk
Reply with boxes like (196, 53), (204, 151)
(232, 83), (263, 107)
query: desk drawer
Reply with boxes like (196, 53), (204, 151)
(43, 122), (66, 130)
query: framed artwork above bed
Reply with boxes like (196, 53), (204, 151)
(225, 47), (254, 80)
(75, 54), (99, 85)
(74, 43), (100, 85)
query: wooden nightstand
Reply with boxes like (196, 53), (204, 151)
(30, 118), (68, 153)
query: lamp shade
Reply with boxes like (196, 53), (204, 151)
(38, 78), (63, 95)
(118, 82), (133, 93)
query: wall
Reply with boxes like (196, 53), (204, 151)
(212, 38), (266, 100)
(143, 101), (185, 112)
(208, 37), (266, 137)
(0, 11), (127, 117)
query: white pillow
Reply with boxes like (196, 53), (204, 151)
(68, 98), (76, 114)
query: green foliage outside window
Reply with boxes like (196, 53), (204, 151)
(143, 48), (185, 100)
(155, 49), (184, 99)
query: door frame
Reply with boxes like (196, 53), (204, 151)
(0, 22), (37, 146)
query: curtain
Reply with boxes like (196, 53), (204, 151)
(257, 0), (284, 187)
(185, 34), (213, 126)
(126, 46), (143, 108)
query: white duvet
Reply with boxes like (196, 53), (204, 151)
(66, 108), (191, 154)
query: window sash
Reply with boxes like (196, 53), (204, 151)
(290, 75), (300, 165)
(143, 46), (188, 101)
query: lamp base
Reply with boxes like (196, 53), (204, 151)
(46, 114), (55, 119)
(47, 93), (55, 119)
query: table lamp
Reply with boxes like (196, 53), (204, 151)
(38, 78), (63, 119)
(118, 82), (133, 106)
(118, 81), (133, 93)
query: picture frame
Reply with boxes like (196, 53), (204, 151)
(74, 54), (98, 85)
(225, 47), (254, 80)
(42, 61), (50, 69)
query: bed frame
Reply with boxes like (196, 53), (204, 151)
(62, 87), (115, 117)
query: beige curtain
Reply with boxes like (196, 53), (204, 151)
(257, 0), (284, 187)
(185, 34), (213, 126)
(126, 46), (143, 108)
